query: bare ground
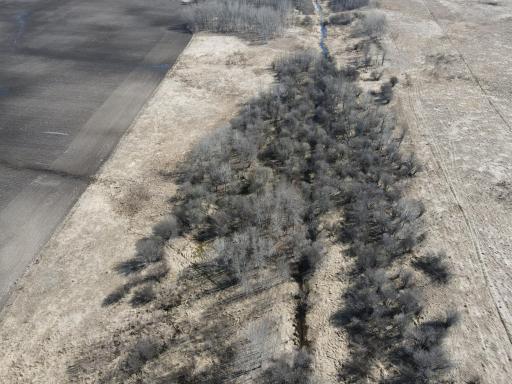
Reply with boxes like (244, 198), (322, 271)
(381, 0), (512, 382)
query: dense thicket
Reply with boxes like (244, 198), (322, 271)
(183, 0), (293, 40)
(330, 0), (369, 11)
(96, 49), (454, 382)
(295, 0), (316, 15)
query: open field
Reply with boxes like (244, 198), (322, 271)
(380, 0), (512, 382)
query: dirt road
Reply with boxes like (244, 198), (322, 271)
(0, 0), (191, 306)
(382, 0), (512, 381)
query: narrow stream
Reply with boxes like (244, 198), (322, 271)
(292, 257), (311, 349)
(314, 1), (329, 57)
(287, 0), (331, 355)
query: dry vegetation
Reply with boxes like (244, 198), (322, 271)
(330, 0), (369, 12)
(183, 0), (295, 40)
(69, 0), (454, 382)
(97, 6), (455, 378)
(0, 0), (478, 382)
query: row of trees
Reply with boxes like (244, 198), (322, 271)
(330, 0), (369, 11)
(323, 1), (456, 381)
(182, 0), (294, 40)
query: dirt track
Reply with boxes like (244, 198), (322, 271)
(381, 0), (512, 381)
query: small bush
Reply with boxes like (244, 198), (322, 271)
(153, 215), (180, 240)
(114, 258), (147, 276)
(328, 12), (354, 26)
(368, 70), (382, 81)
(413, 252), (451, 283)
(261, 350), (312, 384)
(103, 285), (128, 306)
(295, 0), (315, 15)
(120, 184), (150, 216)
(130, 285), (156, 306)
(301, 15), (314, 27)
(330, 0), (369, 11)
(122, 339), (163, 375)
(114, 236), (164, 276)
(136, 236), (164, 264)
(355, 10), (386, 38)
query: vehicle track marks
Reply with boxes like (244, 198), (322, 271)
(420, 0), (512, 134)
(388, 2), (512, 347)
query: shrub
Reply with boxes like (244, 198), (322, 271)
(121, 339), (163, 375)
(247, 165), (274, 193)
(152, 215), (180, 240)
(136, 236), (164, 263)
(120, 184), (150, 216)
(330, 0), (369, 11)
(295, 0), (315, 15)
(114, 236), (164, 275)
(368, 69), (382, 81)
(388, 313), (459, 382)
(328, 12), (354, 25)
(413, 252), (451, 283)
(355, 10), (386, 38)
(261, 350), (312, 383)
(301, 15), (314, 27)
(103, 285), (128, 306)
(130, 284), (156, 306)
(114, 258), (147, 276)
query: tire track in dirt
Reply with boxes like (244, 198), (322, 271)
(386, 0), (512, 349)
(419, 0), (512, 134)
(412, 79), (512, 346)
(417, 0), (512, 347)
